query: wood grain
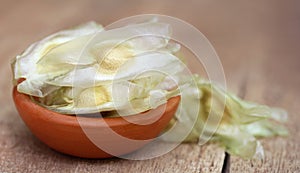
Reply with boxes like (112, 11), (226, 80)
(230, 60), (300, 172)
(227, 1), (300, 172)
(0, 0), (226, 172)
(229, 17), (300, 172)
(0, 0), (299, 172)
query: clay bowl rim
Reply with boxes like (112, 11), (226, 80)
(13, 86), (181, 129)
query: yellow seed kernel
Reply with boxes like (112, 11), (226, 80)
(97, 45), (133, 73)
(77, 86), (110, 107)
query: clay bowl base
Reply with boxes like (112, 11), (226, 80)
(13, 87), (180, 158)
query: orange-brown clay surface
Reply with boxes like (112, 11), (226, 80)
(13, 87), (180, 158)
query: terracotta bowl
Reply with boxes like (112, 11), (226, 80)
(12, 87), (180, 158)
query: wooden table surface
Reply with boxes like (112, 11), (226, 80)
(0, 0), (299, 172)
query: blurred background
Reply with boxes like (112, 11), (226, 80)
(1, 0), (299, 91)
(0, 0), (299, 172)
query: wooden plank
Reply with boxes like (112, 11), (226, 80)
(230, 62), (300, 172)
(0, 0), (226, 172)
(3, 0), (299, 172)
(229, 1), (300, 172)
(230, 56), (300, 172)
